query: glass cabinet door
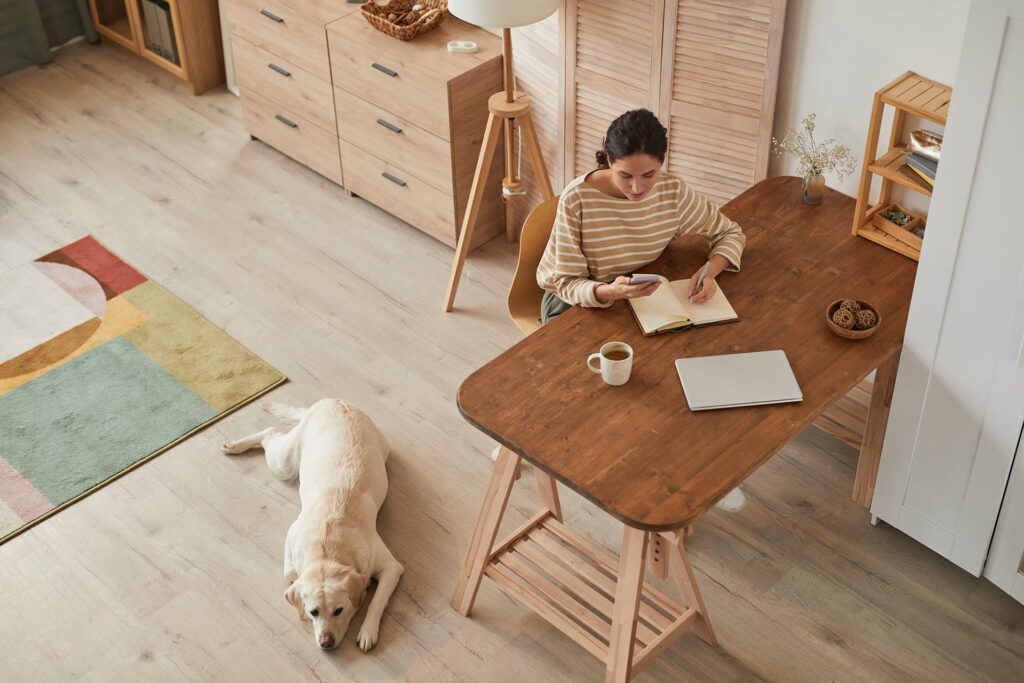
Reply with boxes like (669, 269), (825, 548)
(91, 0), (136, 44)
(135, 0), (182, 67)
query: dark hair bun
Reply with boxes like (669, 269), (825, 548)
(595, 109), (667, 168)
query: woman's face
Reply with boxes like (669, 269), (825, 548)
(610, 153), (663, 201)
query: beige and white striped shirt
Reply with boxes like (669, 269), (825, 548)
(536, 173), (746, 308)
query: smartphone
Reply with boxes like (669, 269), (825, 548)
(628, 273), (661, 285)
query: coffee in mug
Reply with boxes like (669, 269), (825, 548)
(587, 341), (633, 386)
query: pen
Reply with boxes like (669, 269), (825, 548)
(690, 262), (710, 303)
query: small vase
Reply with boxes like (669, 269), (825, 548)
(803, 173), (826, 204)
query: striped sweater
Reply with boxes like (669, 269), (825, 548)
(536, 173), (746, 308)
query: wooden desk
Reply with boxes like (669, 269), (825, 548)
(451, 177), (917, 681)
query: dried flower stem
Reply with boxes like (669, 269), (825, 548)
(772, 113), (858, 181)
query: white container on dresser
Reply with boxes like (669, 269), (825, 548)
(224, 1), (506, 250)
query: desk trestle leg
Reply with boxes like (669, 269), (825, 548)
(853, 347), (901, 508)
(452, 451), (716, 682)
(451, 447), (521, 615)
(606, 527), (649, 682)
(534, 466), (562, 521)
(666, 535), (717, 647)
(648, 534), (669, 579)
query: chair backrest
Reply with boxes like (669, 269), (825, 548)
(507, 196), (560, 336)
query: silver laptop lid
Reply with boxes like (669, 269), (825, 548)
(675, 350), (803, 411)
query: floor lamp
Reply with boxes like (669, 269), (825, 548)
(443, 0), (559, 312)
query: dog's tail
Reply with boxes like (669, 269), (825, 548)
(260, 401), (308, 425)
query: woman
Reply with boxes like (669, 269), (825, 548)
(534, 108), (751, 509)
(537, 109), (746, 323)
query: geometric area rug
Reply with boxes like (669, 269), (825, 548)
(0, 236), (285, 545)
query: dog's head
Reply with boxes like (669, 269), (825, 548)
(285, 560), (370, 650)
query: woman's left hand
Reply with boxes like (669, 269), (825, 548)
(687, 273), (718, 304)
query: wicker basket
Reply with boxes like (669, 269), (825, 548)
(361, 1), (448, 41)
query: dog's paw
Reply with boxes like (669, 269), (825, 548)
(357, 622), (379, 653)
(221, 440), (248, 455)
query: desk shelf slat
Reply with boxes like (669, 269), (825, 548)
(484, 516), (700, 669)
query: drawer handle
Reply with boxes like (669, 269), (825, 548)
(381, 172), (407, 187)
(260, 9), (284, 22)
(371, 62), (398, 77)
(268, 63), (291, 77)
(376, 118), (402, 134)
(275, 114), (298, 128)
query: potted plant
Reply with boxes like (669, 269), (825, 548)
(772, 113), (858, 204)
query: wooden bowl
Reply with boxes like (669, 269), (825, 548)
(826, 300), (881, 340)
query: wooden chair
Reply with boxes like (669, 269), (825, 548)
(507, 197), (559, 337)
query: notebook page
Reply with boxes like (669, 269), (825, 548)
(629, 276), (690, 333)
(670, 279), (738, 325)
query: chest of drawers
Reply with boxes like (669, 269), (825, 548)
(225, 2), (505, 251)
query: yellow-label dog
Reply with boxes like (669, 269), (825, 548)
(223, 400), (403, 651)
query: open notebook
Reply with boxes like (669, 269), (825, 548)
(627, 275), (738, 336)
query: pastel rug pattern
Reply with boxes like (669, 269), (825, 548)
(0, 236), (285, 543)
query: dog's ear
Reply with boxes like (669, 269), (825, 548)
(284, 583), (309, 621)
(343, 571), (371, 606)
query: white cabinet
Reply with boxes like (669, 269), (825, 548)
(986, 428), (1024, 601)
(872, 0), (1024, 596)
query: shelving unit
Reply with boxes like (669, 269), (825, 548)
(852, 71), (951, 261)
(87, 0), (224, 95)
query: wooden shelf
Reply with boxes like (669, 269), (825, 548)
(856, 224), (921, 261)
(868, 145), (933, 197)
(87, 0), (223, 94)
(852, 71), (950, 260)
(484, 513), (698, 677)
(879, 72), (952, 125)
(812, 378), (873, 450)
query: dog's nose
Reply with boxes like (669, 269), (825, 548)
(319, 634), (335, 650)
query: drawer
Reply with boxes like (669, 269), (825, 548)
(339, 139), (457, 247)
(242, 89), (342, 185)
(334, 88), (451, 195)
(228, 0), (355, 28)
(328, 18), (451, 139)
(234, 36), (336, 135)
(226, 0), (331, 81)
(268, 0), (356, 25)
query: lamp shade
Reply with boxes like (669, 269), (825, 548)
(447, 0), (560, 28)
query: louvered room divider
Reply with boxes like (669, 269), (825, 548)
(563, 0), (787, 207)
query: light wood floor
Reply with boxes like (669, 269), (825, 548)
(1, 43), (1022, 682)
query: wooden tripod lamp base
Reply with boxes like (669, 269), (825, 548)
(443, 90), (554, 312)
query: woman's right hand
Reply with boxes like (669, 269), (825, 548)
(595, 276), (661, 303)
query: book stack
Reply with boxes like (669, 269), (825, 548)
(141, 0), (180, 66)
(904, 129), (941, 188)
(905, 152), (937, 187)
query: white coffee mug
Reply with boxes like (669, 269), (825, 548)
(587, 341), (633, 386)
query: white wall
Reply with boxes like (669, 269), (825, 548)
(769, 0), (969, 214)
